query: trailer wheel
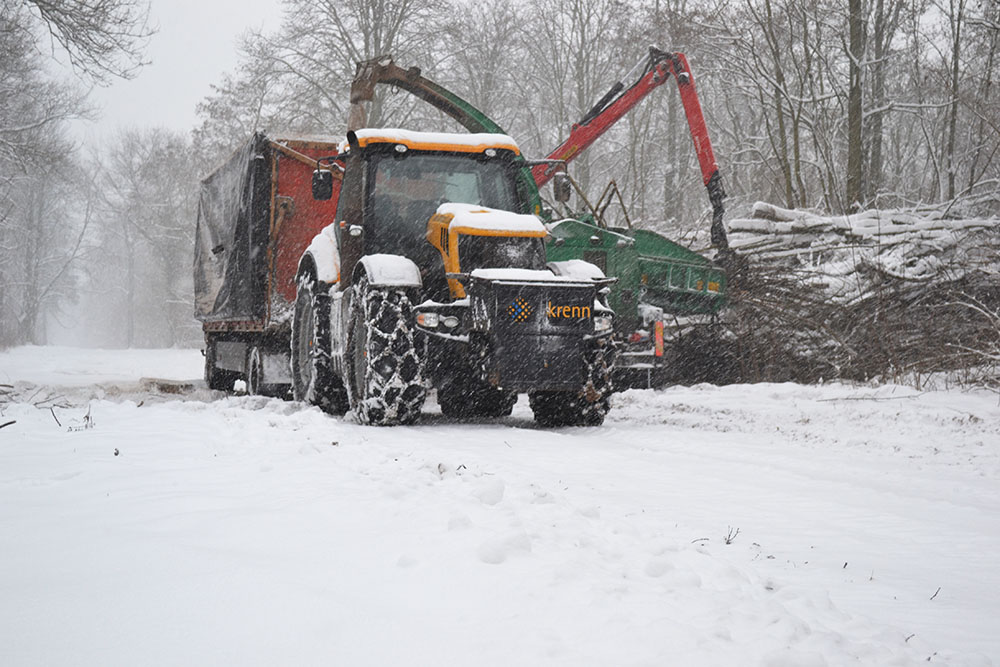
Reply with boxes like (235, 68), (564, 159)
(347, 275), (426, 426)
(246, 345), (287, 398)
(247, 345), (264, 396)
(205, 336), (239, 392)
(291, 272), (349, 414)
(529, 342), (614, 427)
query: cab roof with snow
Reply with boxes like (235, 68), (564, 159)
(338, 128), (521, 156)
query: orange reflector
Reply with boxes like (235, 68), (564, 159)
(654, 321), (664, 357)
(708, 281), (720, 292)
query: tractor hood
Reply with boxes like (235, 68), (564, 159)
(427, 203), (549, 299)
(434, 203), (546, 236)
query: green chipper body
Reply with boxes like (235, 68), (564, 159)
(546, 219), (726, 332)
(545, 214), (728, 388)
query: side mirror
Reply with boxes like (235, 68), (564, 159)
(553, 173), (571, 204)
(312, 169), (333, 200)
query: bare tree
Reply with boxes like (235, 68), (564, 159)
(965, 3), (1000, 196)
(192, 0), (452, 170)
(0, 5), (90, 346)
(519, 0), (636, 195)
(437, 0), (524, 133)
(864, 0), (905, 202)
(192, 36), (289, 171)
(1, 147), (90, 346)
(17, 0), (153, 83)
(89, 128), (200, 348)
(846, 0), (868, 211)
(952, 1), (970, 200)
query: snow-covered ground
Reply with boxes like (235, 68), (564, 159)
(1, 346), (997, 666)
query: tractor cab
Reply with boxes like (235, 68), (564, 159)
(320, 128), (531, 298)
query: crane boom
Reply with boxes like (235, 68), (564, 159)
(534, 48), (728, 249)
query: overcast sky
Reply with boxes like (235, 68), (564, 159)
(72, 0), (284, 146)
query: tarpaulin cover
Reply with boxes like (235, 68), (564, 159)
(194, 133), (273, 321)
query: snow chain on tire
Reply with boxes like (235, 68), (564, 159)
(291, 272), (349, 414)
(349, 275), (426, 426)
(529, 341), (615, 427)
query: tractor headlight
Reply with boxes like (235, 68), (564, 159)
(416, 312), (440, 328)
(442, 315), (460, 329)
(594, 315), (613, 333)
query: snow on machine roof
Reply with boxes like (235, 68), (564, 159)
(339, 128), (521, 156)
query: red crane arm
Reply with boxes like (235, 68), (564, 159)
(535, 48), (728, 249)
(669, 52), (718, 188)
(532, 52), (670, 187)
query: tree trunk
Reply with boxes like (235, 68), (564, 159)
(763, 0), (798, 208)
(846, 0), (868, 212)
(946, 0), (966, 201)
(968, 4), (999, 191)
(124, 221), (135, 348)
(866, 0), (888, 203)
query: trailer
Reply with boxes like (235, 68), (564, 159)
(194, 133), (343, 396)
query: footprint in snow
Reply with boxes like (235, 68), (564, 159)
(477, 531), (531, 564)
(644, 557), (675, 578)
(448, 514), (473, 531)
(473, 478), (505, 506)
(530, 487), (555, 504)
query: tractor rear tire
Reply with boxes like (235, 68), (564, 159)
(529, 342), (614, 427)
(347, 275), (426, 426)
(291, 272), (349, 414)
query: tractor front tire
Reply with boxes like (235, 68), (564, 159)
(347, 275), (426, 426)
(529, 342), (614, 427)
(291, 272), (349, 414)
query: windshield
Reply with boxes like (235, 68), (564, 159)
(458, 235), (546, 271)
(365, 152), (519, 259)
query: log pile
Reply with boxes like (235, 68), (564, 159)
(718, 202), (1000, 385)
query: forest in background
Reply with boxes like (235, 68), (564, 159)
(1, 0), (998, 377)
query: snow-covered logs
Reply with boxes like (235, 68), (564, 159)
(719, 203), (999, 384)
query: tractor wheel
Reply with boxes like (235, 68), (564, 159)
(438, 383), (516, 419)
(346, 275), (426, 426)
(205, 335), (239, 392)
(291, 272), (349, 414)
(529, 342), (614, 427)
